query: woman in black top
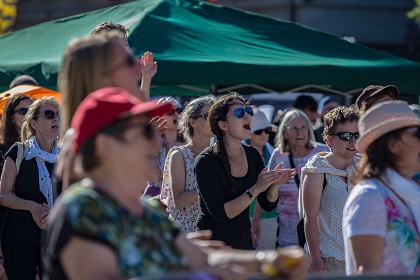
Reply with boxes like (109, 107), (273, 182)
(0, 97), (60, 280)
(0, 94), (32, 173)
(195, 92), (296, 249)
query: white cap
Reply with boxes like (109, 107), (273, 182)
(251, 109), (273, 133)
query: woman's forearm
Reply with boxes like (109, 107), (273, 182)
(173, 190), (198, 209)
(224, 185), (260, 219)
(304, 217), (322, 260)
(267, 184), (279, 202)
(0, 192), (34, 212)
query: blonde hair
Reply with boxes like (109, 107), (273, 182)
(275, 108), (315, 153)
(58, 31), (124, 137)
(21, 97), (60, 142)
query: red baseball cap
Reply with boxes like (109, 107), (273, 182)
(71, 87), (172, 153)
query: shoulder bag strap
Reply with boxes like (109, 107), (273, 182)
(288, 153), (300, 188)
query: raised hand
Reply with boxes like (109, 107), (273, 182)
(150, 116), (167, 138)
(273, 163), (296, 185)
(255, 166), (285, 193)
(141, 51), (157, 79)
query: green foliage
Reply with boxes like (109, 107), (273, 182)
(407, 0), (420, 21)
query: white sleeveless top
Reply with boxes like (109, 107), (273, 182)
(300, 153), (361, 260)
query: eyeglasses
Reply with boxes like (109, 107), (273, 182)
(39, 110), (60, 120)
(166, 107), (183, 116)
(226, 106), (254, 119)
(329, 132), (359, 141)
(192, 113), (209, 120)
(13, 107), (28, 116)
(285, 126), (308, 132)
(254, 128), (272, 135)
(103, 55), (136, 75)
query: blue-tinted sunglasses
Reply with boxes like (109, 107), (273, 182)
(226, 106), (254, 119)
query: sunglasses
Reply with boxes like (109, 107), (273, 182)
(254, 127), (272, 135)
(329, 132), (359, 141)
(192, 113), (209, 120)
(166, 107), (183, 116)
(39, 110), (60, 120)
(124, 122), (155, 140)
(13, 107), (28, 116)
(226, 106), (254, 119)
(103, 55), (136, 75)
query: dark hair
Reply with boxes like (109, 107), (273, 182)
(292, 95), (318, 112)
(322, 106), (359, 143)
(359, 92), (394, 115)
(78, 118), (132, 172)
(352, 127), (406, 184)
(208, 92), (246, 192)
(1, 94), (31, 150)
(90, 22), (130, 37)
(9, 75), (38, 89)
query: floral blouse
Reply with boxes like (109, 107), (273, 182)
(160, 146), (200, 233)
(44, 180), (188, 279)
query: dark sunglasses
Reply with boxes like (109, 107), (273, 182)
(124, 122), (155, 140)
(166, 107), (183, 116)
(192, 113), (209, 120)
(13, 107), (28, 116)
(226, 106), (254, 119)
(39, 110), (60, 120)
(103, 55), (136, 75)
(254, 127), (272, 135)
(329, 132), (359, 141)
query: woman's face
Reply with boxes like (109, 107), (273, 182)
(192, 104), (213, 138)
(393, 126), (420, 176)
(283, 117), (309, 148)
(102, 41), (142, 97)
(251, 126), (270, 148)
(222, 102), (253, 141)
(12, 99), (31, 132)
(163, 107), (182, 132)
(32, 103), (60, 140)
(327, 121), (358, 159)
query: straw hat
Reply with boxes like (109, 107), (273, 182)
(357, 100), (420, 153)
(251, 109), (273, 133)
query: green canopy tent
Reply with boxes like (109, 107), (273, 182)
(1, 0), (420, 96)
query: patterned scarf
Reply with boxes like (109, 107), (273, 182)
(25, 136), (59, 207)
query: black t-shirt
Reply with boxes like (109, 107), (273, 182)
(195, 144), (278, 249)
(3, 145), (53, 243)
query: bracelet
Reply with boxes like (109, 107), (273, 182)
(245, 189), (255, 200)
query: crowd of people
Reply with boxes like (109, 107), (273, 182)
(0, 21), (419, 280)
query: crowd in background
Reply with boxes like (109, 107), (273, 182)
(0, 21), (418, 280)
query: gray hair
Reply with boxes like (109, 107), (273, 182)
(275, 108), (315, 153)
(178, 95), (216, 142)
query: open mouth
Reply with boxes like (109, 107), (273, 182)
(346, 148), (356, 151)
(243, 124), (251, 130)
(52, 125), (59, 129)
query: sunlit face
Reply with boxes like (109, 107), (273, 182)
(12, 99), (31, 132)
(102, 41), (142, 97)
(326, 121), (358, 159)
(31, 103), (60, 140)
(193, 104), (213, 138)
(284, 117), (309, 148)
(222, 102), (253, 141)
(163, 107), (182, 132)
(251, 126), (270, 148)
